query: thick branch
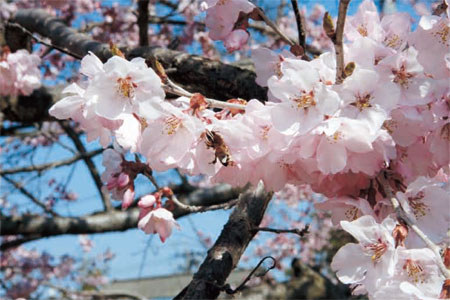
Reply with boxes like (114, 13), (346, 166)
(0, 184), (242, 239)
(9, 9), (267, 102)
(176, 182), (273, 299)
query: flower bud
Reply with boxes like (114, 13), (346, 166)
(392, 223), (408, 248)
(161, 187), (174, 197)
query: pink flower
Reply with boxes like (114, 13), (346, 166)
(408, 16), (450, 80)
(251, 47), (295, 87)
(345, 0), (383, 42)
(87, 54), (165, 120)
(138, 207), (180, 242)
(140, 102), (204, 172)
(268, 58), (341, 135)
(204, 0), (255, 41)
(396, 176), (450, 247)
(315, 196), (376, 225)
(373, 248), (445, 299)
(377, 47), (433, 107)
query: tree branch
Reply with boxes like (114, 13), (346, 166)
(0, 148), (103, 176)
(59, 121), (112, 211)
(253, 225), (309, 237)
(175, 182), (273, 299)
(9, 9), (267, 102)
(0, 184), (242, 240)
(137, 0), (150, 46)
(290, 0), (306, 50)
(1, 175), (59, 216)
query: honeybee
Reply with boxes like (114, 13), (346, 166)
(204, 130), (234, 167)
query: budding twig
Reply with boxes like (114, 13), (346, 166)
(378, 172), (450, 279)
(162, 79), (247, 111)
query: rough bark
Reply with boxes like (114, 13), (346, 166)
(0, 184), (242, 239)
(175, 182), (273, 300)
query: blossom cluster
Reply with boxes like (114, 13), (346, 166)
(47, 0), (450, 297)
(0, 48), (42, 96)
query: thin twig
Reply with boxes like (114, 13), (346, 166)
(378, 172), (450, 279)
(1, 175), (59, 216)
(221, 256), (276, 294)
(0, 148), (103, 176)
(334, 0), (351, 84)
(290, 0), (306, 50)
(6, 22), (83, 59)
(59, 121), (113, 211)
(253, 225), (310, 237)
(255, 7), (296, 47)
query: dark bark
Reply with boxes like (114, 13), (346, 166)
(0, 88), (53, 125)
(176, 182), (273, 300)
(137, 0), (150, 46)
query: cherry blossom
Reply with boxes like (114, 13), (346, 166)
(396, 176), (450, 247)
(373, 248), (445, 299)
(137, 195), (180, 243)
(203, 0), (255, 43)
(268, 58), (341, 135)
(331, 215), (397, 295)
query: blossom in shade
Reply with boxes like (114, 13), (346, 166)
(0, 49), (41, 96)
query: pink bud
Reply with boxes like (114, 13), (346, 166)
(138, 194), (156, 208)
(116, 172), (130, 189)
(121, 188), (135, 210)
